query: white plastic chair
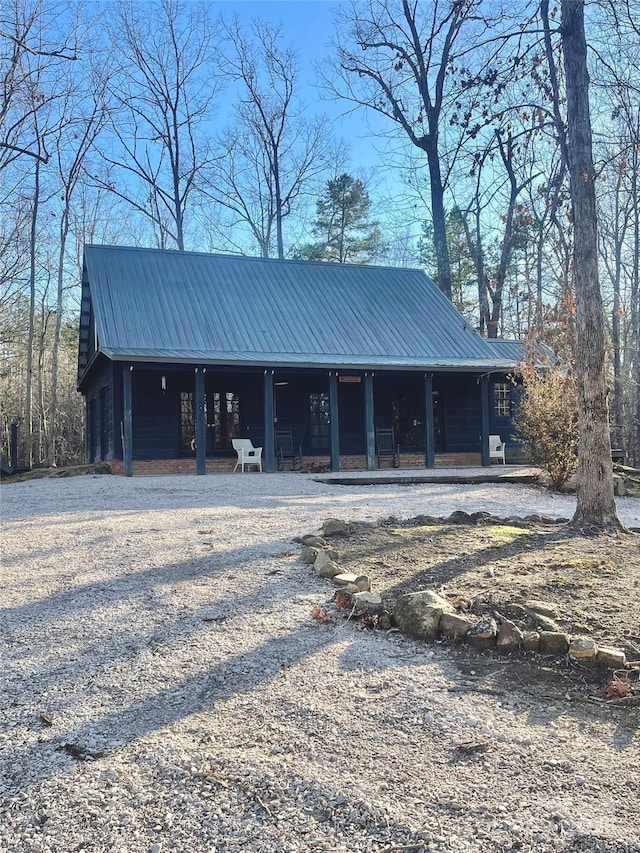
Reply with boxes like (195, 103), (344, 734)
(489, 434), (506, 464)
(232, 439), (263, 472)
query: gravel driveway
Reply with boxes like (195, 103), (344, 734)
(2, 473), (639, 853)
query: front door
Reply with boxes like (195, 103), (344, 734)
(208, 390), (240, 452)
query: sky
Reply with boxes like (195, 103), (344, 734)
(216, 0), (398, 179)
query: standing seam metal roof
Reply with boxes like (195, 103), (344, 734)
(81, 245), (519, 375)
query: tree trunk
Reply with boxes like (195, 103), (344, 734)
(561, 0), (621, 529)
(25, 158), (40, 469)
(425, 142), (452, 300)
(48, 209), (70, 465)
(631, 150), (640, 468)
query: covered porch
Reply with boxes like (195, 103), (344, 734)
(87, 360), (519, 476)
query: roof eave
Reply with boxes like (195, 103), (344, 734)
(100, 348), (517, 373)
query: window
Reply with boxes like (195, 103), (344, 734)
(211, 391), (240, 449)
(494, 382), (511, 417)
(309, 392), (330, 449)
(180, 392), (195, 453)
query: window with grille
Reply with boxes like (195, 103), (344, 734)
(180, 392), (195, 452)
(309, 392), (330, 449)
(494, 382), (511, 417)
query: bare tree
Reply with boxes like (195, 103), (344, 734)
(555, 0), (622, 529)
(327, 0), (484, 299)
(47, 54), (109, 464)
(454, 122), (538, 337)
(98, 0), (221, 251)
(0, 0), (77, 169)
(207, 17), (337, 259)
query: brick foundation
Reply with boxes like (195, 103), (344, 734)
(107, 451), (483, 476)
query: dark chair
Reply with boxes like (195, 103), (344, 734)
(376, 428), (400, 468)
(275, 429), (303, 471)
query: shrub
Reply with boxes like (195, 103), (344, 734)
(513, 363), (579, 490)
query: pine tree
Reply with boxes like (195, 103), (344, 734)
(298, 173), (384, 264)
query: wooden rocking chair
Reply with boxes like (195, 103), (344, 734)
(376, 428), (400, 468)
(275, 429), (303, 471)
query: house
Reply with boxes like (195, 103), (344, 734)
(77, 245), (521, 475)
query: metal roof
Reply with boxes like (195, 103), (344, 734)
(484, 338), (525, 362)
(80, 245), (519, 378)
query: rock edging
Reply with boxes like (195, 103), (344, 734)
(295, 517), (630, 673)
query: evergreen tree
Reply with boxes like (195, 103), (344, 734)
(298, 173), (384, 264)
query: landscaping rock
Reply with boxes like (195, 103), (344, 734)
(596, 646), (626, 668)
(314, 549), (343, 579)
(393, 591), (454, 640)
(496, 619), (524, 653)
(538, 631), (570, 655)
(413, 514), (441, 525)
(439, 613), (474, 639)
(352, 591), (384, 614)
(524, 514), (558, 525)
(448, 510), (474, 524)
(569, 637), (597, 663)
(467, 618), (498, 650)
(523, 631), (540, 652)
(525, 601), (561, 633)
(322, 519), (348, 536)
(332, 573), (359, 586)
(354, 574), (372, 592)
(300, 535), (328, 547)
(613, 476), (626, 497)
(501, 602), (528, 620)
(300, 546), (319, 564)
(525, 600), (560, 619)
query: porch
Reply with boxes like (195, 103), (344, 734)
(86, 362), (520, 476)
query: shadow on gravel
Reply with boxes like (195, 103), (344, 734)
(2, 540), (315, 692)
(3, 623), (340, 794)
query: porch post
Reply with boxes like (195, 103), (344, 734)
(195, 367), (206, 475)
(424, 373), (435, 469)
(264, 370), (275, 472)
(364, 372), (375, 470)
(480, 374), (490, 466)
(123, 364), (133, 477)
(329, 371), (340, 472)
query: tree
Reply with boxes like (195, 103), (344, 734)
(47, 50), (109, 464)
(297, 173), (384, 263)
(418, 209), (475, 317)
(328, 0), (480, 299)
(207, 17), (334, 259)
(0, 0), (77, 169)
(556, 0), (622, 529)
(97, 0), (220, 251)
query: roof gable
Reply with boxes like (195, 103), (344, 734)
(79, 245), (516, 376)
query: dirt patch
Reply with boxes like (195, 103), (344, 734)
(324, 515), (640, 666)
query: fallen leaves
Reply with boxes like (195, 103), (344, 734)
(598, 679), (631, 699)
(311, 606), (330, 622)
(333, 591), (353, 611)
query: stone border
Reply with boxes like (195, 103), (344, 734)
(295, 516), (629, 672)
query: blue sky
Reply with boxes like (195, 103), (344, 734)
(217, 0), (394, 177)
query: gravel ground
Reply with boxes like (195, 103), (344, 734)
(1, 472), (639, 853)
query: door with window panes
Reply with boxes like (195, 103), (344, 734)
(180, 389), (240, 454)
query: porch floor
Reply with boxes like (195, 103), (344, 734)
(313, 464), (540, 486)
